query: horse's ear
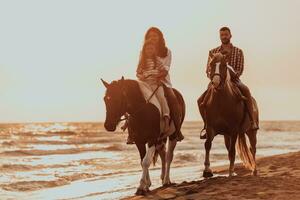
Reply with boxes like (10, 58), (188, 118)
(101, 78), (109, 88)
(120, 76), (126, 95)
(120, 76), (125, 84)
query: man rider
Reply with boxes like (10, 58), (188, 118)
(198, 26), (259, 139)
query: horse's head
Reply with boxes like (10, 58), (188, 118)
(101, 77), (127, 132)
(210, 53), (228, 89)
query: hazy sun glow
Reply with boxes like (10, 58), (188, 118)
(0, 0), (299, 123)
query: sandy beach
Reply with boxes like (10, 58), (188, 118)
(124, 151), (300, 200)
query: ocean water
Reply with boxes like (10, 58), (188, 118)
(0, 121), (299, 200)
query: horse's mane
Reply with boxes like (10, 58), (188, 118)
(123, 79), (146, 104)
(225, 68), (234, 96)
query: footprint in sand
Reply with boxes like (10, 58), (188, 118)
(280, 172), (291, 176)
(268, 165), (278, 171)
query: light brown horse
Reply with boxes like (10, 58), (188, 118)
(198, 60), (259, 178)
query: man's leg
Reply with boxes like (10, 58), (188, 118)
(197, 90), (208, 139)
(236, 81), (259, 130)
(164, 87), (184, 141)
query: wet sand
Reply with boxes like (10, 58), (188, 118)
(124, 151), (300, 200)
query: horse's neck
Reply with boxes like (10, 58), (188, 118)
(220, 69), (235, 98)
(209, 80), (237, 105)
(123, 80), (146, 114)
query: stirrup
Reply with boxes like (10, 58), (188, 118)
(126, 136), (135, 145)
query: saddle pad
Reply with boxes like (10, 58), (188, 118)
(137, 80), (162, 115)
(137, 80), (175, 137)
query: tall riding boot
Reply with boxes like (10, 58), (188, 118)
(165, 87), (184, 141)
(245, 98), (259, 130)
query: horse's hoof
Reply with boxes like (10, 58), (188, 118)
(162, 177), (172, 186)
(203, 170), (213, 178)
(252, 170), (258, 176)
(163, 182), (171, 187)
(162, 180), (171, 186)
(163, 179), (174, 187)
(135, 188), (146, 196)
(229, 172), (237, 177)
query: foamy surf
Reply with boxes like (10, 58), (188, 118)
(1, 121), (300, 199)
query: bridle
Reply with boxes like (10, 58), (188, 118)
(210, 62), (226, 89)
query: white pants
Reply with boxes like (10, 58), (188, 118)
(150, 84), (170, 118)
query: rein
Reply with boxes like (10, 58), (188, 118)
(146, 84), (160, 103)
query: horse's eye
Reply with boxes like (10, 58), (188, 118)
(104, 96), (111, 101)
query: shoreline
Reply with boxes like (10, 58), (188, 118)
(123, 151), (300, 200)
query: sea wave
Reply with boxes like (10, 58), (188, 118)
(0, 147), (105, 157)
(1, 173), (97, 192)
(0, 163), (76, 172)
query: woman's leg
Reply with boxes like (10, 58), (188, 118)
(164, 87), (184, 141)
(155, 86), (170, 117)
(154, 86), (170, 133)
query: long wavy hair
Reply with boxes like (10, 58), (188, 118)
(144, 27), (168, 58)
(137, 40), (157, 72)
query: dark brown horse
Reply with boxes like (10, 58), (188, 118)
(198, 60), (258, 178)
(101, 77), (185, 195)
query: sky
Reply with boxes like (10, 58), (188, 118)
(0, 0), (300, 123)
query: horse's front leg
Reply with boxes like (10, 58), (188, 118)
(145, 168), (151, 189)
(229, 133), (238, 177)
(163, 138), (177, 186)
(138, 145), (155, 194)
(203, 128), (214, 178)
(136, 144), (155, 195)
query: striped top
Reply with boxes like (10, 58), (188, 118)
(137, 58), (159, 85)
(136, 49), (172, 88)
(206, 44), (244, 77)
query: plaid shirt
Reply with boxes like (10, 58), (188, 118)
(206, 44), (244, 77)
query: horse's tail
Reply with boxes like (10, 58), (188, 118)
(236, 132), (256, 171)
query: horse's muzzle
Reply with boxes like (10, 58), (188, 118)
(212, 75), (221, 88)
(104, 121), (117, 132)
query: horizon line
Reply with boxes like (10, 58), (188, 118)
(0, 119), (300, 125)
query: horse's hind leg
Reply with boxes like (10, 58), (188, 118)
(246, 130), (258, 175)
(136, 143), (155, 195)
(158, 142), (166, 184)
(224, 135), (231, 158)
(224, 135), (237, 176)
(163, 138), (177, 186)
(203, 128), (214, 178)
(229, 133), (238, 177)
